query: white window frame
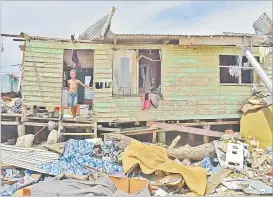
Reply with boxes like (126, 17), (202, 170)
(219, 55), (257, 85)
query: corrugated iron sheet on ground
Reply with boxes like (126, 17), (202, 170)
(1, 144), (59, 175)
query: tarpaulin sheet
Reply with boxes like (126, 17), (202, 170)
(40, 139), (123, 175)
(121, 141), (207, 196)
(240, 105), (272, 150)
(31, 176), (150, 196)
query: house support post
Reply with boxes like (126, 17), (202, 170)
(17, 124), (25, 137)
(93, 122), (98, 138)
(203, 124), (210, 144)
(157, 130), (166, 144)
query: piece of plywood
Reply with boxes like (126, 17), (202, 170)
(112, 50), (137, 95)
(205, 168), (232, 195)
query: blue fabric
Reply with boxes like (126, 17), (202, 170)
(40, 139), (123, 176)
(201, 157), (221, 174)
(67, 92), (78, 107)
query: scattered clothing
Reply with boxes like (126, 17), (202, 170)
(1, 98), (21, 114)
(201, 157), (221, 175)
(1, 171), (42, 196)
(10, 98), (21, 113)
(40, 139), (123, 176)
(141, 93), (151, 110)
(150, 93), (160, 108)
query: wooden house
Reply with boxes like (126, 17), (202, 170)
(7, 8), (272, 139)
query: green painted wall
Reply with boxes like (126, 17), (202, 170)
(93, 45), (269, 122)
(22, 41), (270, 122)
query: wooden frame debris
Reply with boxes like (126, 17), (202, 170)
(114, 127), (159, 143)
(147, 121), (224, 137)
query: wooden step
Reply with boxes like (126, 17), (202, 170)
(61, 133), (94, 136)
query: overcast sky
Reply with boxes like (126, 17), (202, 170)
(1, 1), (272, 75)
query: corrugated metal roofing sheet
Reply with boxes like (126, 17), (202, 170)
(79, 7), (116, 41)
(1, 144), (59, 175)
(79, 14), (109, 40)
(115, 33), (254, 37)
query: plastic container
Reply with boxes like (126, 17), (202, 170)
(80, 105), (89, 115)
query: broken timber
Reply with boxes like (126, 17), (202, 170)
(146, 121), (223, 137)
(114, 127), (159, 144)
(105, 133), (216, 161)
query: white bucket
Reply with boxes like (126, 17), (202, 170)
(80, 105), (89, 115)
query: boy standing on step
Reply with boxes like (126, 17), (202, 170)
(67, 69), (92, 119)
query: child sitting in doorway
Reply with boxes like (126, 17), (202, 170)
(68, 69), (92, 119)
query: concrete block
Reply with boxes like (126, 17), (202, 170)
(224, 143), (244, 171)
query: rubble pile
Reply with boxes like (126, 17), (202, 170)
(1, 96), (22, 114)
(1, 130), (272, 196)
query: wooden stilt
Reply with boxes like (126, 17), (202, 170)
(188, 133), (195, 145)
(17, 124), (25, 137)
(158, 130), (166, 144)
(203, 124), (210, 144)
(152, 130), (157, 144)
(21, 105), (27, 122)
(93, 122), (98, 138)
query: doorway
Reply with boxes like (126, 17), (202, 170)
(62, 49), (94, 119)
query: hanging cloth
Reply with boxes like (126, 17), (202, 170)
(140, 64), (152, 93)
(72, 49), (81, 69)
(141, 93), (151, 110)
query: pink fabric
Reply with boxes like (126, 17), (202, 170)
(141, 93), (152, 110)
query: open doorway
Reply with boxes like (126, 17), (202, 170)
(62, 49), (94, 120)
(138, 49), (162, 94)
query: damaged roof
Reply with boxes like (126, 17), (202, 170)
(78, 7), (116, 41)
(115, 33), (254, 37)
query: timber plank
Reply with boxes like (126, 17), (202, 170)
(146, 121), (224, 137)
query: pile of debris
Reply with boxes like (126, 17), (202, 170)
(1, 129), (272, 196)
(1, 95), (22, 114)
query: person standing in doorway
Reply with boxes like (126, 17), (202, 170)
(68, 69), (92, 119)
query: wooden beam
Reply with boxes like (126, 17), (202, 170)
(1, 113), (21, 117)
(116, 128), (158, 136)
(146, 121), (223, 137)
(98, 126), (121, 132)
(62, 123), (93, 128)
(162, 38), (170, 45)
(28, 117), (58, 121)
(179, 35), (268, 46)
(1, 121), (20, 126)
(174, 120), (239, 127)
(1, 33), (104, 44)
(61, 133), (95, 136)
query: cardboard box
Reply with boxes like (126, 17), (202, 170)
(109, 175), (149, 194)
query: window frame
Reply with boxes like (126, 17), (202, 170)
(219, 55), (260, 86)
(137, 49), (162, 95)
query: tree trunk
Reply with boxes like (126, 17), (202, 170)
(167, 142), (216, 161)
(105, 133), (215, 161)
